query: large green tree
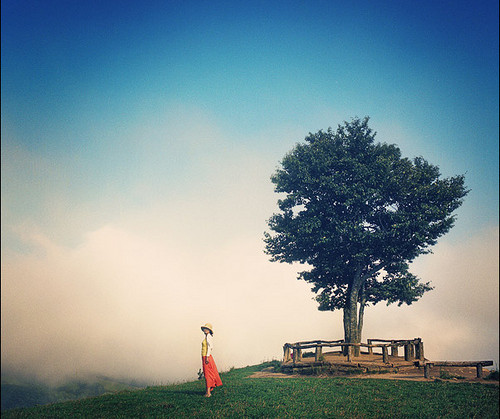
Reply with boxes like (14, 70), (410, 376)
(264, 117), (468, 351)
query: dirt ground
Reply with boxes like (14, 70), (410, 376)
(249, 367), (498, 383)
(249, 355), (498, 384)
(344, 365), (497, 383)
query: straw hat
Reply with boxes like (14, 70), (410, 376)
(201, 323), (213, 333)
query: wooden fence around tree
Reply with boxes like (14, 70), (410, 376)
(283, 338), (425, 364)
(282, 338), (493, 379)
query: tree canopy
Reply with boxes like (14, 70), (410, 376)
(264, 117), (468, 345)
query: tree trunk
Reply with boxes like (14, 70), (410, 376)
(343, 270), (364, 356)
(343, 304), (360, 356)
(357, 284), (366, 346)
(343, 306), (354, 355)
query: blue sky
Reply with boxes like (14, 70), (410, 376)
(2, 0), (498, 383)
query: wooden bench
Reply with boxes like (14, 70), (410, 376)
(418, 360), (494, 379)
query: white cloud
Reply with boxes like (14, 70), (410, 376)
(1, 223), (335, 383)
(3, 219), (497, 384)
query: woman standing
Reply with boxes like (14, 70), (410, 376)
(201, 323), (222, 397)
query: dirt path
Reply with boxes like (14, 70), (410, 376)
(248, 366), (498, 384)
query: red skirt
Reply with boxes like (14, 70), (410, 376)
(202, 355), (222, 389)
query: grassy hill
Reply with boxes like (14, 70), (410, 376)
(2, 362), (498, 418)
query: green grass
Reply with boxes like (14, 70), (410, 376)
(2, 362), (498, 418)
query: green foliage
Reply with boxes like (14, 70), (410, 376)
(3, 363), (498, 418)
(264, 117), (468, 313)
(1, 384), (53, 412)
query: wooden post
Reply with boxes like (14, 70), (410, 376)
(424, 363), (431, 378)
(390, 342), (398, 357)
(414, 340), (420, 360)
(410, 341), (417, 359)
(284, 345), (290, 362)
(404, 343), (411, 361)
(315, 345), (323, 362)
(476, 364), (483, 379)
(382, 346), (389, 363)
(416, 340), (424, 361)
(367, 340), (373, 355)
(296, 348), (302, 362)
(292, 347), (302, 364)
(347, 345), (352, 362)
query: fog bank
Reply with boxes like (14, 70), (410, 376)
(2, 224), (498, 384)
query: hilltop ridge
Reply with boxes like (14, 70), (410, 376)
(2, 362), (498, 418)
